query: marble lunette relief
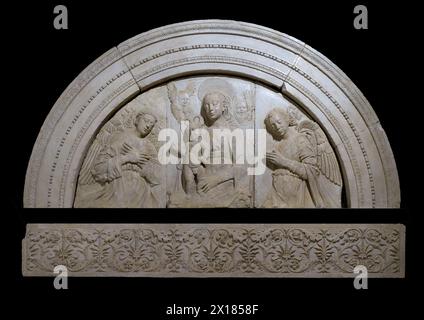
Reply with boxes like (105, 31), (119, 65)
(74, 76), (343, 208)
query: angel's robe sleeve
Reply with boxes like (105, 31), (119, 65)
(138, 142), (161, 186)
(91, 144), (122, 184)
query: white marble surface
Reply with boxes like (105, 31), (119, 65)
(22, 224), (405, 277)
(24, 20), (400, 208)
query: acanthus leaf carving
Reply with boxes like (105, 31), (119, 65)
(23, 224), (404, 277)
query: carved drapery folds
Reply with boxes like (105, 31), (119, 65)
(74, 77), (343, 208)
(24, 20), (399, 208)
(22, 21), (403, 277)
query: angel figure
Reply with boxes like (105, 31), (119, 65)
(167, 82), (196, 122)
(234, 86), (255, 125)
(263, 108), (342, 208)
(74, 112), (162, 208)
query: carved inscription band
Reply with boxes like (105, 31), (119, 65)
(23, 224), (405, 277)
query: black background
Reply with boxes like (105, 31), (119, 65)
(4, 0), (416, 318)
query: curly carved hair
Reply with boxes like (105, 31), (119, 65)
(264, 108), (290, 133)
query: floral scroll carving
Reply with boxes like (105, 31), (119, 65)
(23, 224), (404, 277)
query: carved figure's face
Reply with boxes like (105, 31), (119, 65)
(236, 103), (250, 122)
(203, 92), (225, 121)
(178, 94), (190, 107)
(237, 103), (248, 114)
(267, 111), (289, 139)
(136, 113), (156, 137)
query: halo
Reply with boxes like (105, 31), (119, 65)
(197, 78), (235, 102)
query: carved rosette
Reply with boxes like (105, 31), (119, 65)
(23, 224), (404, 277)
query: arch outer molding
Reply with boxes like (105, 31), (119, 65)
(22, 20), (404, 278)
(24, 20), (400, 208)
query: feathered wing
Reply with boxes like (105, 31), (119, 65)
(243, 86), (256, 121)
(223, 94), (240, 129)
(167, 82), (184, 122)
(298, 119), (342, 207)
(314, 127), (342, 187)
(298, 119), (342, 186)
(78, 139), (103, 185)
(185, 81), (196, 96)
(78, 117), (125, 185)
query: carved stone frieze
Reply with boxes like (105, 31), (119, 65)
(22, 20), (403, 277)
(23, 224), (404, 277)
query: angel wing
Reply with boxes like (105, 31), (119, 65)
(287, 105), (302, 126)
(167, 82), (178, 103)
(223, 95), (240, 129)
(297, 119), (342, 186)
(184, 82), (196, 97)
(242, 87), (256, 121)
(78, 115), (126, 185)
(167, 82), (183, 122)
(243, 86), (256, 109)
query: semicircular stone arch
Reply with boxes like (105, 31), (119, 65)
(24, 20), (400, 208)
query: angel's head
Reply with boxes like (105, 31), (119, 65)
(201, 92), (229, 125)
(237, 102), (248, 114)
(264, 108), (290, 140)
(134, 112), (157, 137)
